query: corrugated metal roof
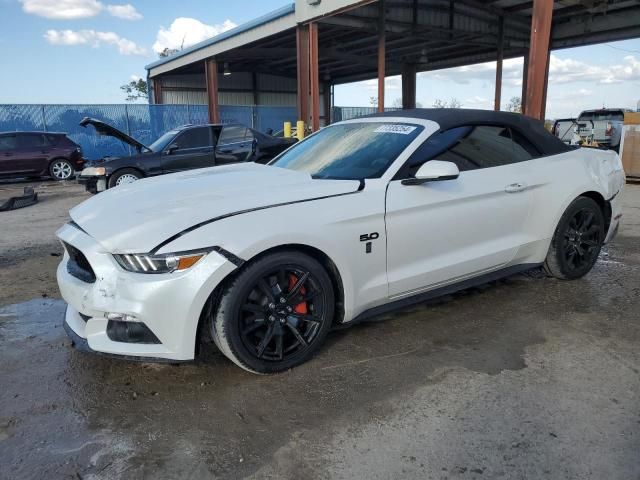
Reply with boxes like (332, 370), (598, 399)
(145, 3), (296, 71)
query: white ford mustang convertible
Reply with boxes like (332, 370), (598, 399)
(57, 109), (625, 373)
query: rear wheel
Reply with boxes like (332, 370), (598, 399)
(49, 159), (74, 180)
(544, 196), (604, 280)
(108, 168), (142, 188)
(211, 251), (334, 374)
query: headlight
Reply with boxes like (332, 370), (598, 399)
(82, 167), (106, 176)
(113, 250), (208, 274)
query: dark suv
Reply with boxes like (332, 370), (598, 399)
(0, 132), (84, 180)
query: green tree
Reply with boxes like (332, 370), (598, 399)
(432, 98), (462, 108)
(120, 78), (148, 102)
(392, 98), (423, 108)
(158, 47), (179, 58)
(506, 96), (522, 113)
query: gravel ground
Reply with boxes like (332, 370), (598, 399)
(0, 179), (638, 480)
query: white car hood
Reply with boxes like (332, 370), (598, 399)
(70, 163), (360, 253)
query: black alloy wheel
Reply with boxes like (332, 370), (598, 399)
(562, 208), (602, 272)
(212, 251), (335, 373)
(238, 266), (325, 362)
(545, 196), (605, 280)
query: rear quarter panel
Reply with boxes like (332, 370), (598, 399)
(520, 147), (624, 262)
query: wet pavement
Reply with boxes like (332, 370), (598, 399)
(0, 186), (639, 480)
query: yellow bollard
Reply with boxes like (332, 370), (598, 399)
(296, 120), (305, 141)
(283, 121), (292, 138)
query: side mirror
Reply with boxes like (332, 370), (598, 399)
(401, 160), (460, 186)
(166, 143), (179, 154)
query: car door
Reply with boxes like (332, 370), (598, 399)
(385, 124), (536, 298)
(0, 134), (20, 175)
(161, 126), (215, 173)
(16, 134), (50, 173)
(215, 125), (255, 165)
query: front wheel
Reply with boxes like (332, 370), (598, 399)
(108, 168), (143, 188)
(544, 196), (605, 280)
(49, 159), (74, 180)
(211, 251), (335, 374)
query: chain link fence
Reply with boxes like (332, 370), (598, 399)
(0, 104), (400, 160)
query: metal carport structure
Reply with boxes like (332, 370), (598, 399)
(146, 0), (640, 129)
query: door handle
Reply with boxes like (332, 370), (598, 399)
(505, 182), (527, 193)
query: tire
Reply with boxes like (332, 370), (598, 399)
(544, 196), (605, 280)
(49, 159), (74, 180)
(211, 251), (335, 374)
(108, 168), (143, 188)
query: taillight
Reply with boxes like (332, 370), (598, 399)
(605, 122), (613, 136)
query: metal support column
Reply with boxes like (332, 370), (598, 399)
(322, 82), (332, 126)
(296, 24), (310, 125)
(524, 0), (553, 119)
(541, 53), (551, 120)
(494, 16), (504, 111)
(377, 0), (386, 112)
(309, 22), (320, 132)
(153, 78), (163, 105)
(205, 58), (220, 124)
(521, 51), (529, 113)
(401, 64), (416, 110)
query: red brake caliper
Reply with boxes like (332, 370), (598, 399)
(288, 274), (308, 314)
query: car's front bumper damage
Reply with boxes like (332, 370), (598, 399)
(56, 222), (238, 362)
(78, 175), (107, 194)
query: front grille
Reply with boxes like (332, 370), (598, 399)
(63, 242), (96, 283)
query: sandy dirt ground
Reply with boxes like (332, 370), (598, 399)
(0, 180), (89, 305)
(0, 179), (639, 480)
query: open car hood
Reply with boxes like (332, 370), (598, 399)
(79, 117), (149, 153)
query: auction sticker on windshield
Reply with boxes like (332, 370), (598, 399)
(374, 124), (418, 134)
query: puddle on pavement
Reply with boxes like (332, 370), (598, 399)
(0, 275), (553, 479)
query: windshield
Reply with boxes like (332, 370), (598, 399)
(270, 122), (423, 180)
(578, 110), (624, 122)
(148, 130), (179, 152)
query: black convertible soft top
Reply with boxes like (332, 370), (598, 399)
(368, 108), (573, 156)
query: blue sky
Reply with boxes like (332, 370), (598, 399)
(1, 0), (639, 118)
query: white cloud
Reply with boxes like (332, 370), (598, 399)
(425, 57), (523, 86)
(423, 54), (640, 88)
(106, 4), (142, 20)
(463, 96), (493, 109)
(130, 74), (141, 81)
(44, 29), (147, 55)
(21, 0), (142, 20)
(363, 76), (401, 91)
(152, 17), (237, 54)
(21, 0), (103, 19)
(548, 55), (640, 84)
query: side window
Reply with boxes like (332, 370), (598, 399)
(438, 125), (514, 170)
(45, 135), (59, 146)
(0, 135), (17, 151)
(175, 127), (210, 149)
(509, 128), (540, 160)
(18, 134), (47, 148)
(403, 126), (470, 177)
(400, 124), (540, 178)
(218, 125), (248, 146)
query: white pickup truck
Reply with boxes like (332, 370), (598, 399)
(575, 108), (628, 152)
